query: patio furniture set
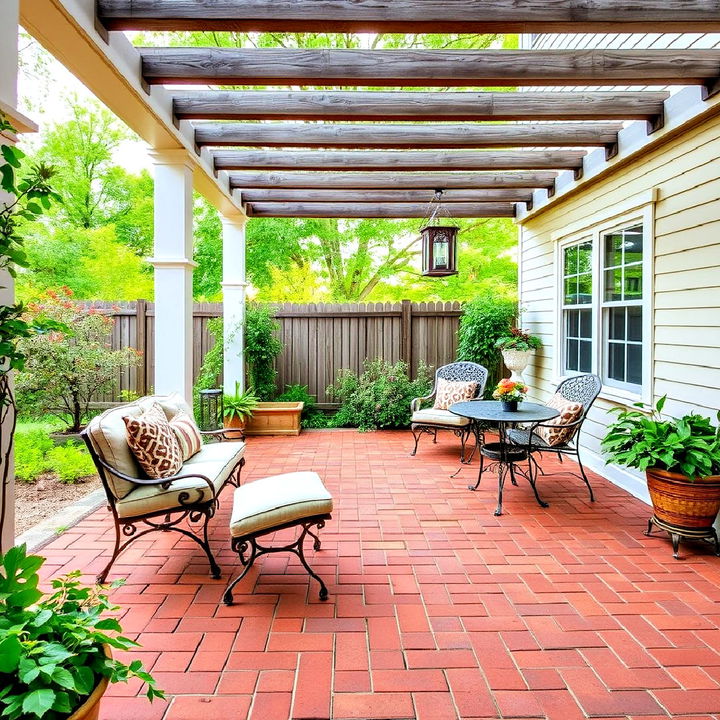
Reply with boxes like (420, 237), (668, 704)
(410, 363), (602, 516)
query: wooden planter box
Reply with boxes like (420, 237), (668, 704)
(244, 402), (304, 436)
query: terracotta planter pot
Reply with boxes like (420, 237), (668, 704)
(244, 402), (304, 436)
(223, 414), (248, 440)
(67, 646), (111, 720)
(646, 467), (720, 530)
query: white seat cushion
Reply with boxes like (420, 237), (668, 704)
(411, 408), (470, 428)
(116, 442), (245, 519)
(230, 471), (333, 538)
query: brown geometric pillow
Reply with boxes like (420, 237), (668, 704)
(536, 393), (583, 447)
(170, 410), (202, 461)
(123, 402), (183, 479)
(433, 379), (478, 410)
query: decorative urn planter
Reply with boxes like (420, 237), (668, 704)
(244, 402), (304, 436)
(501, 349), (535, 383)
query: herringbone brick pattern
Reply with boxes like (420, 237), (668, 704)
(37, 430), (720, 719)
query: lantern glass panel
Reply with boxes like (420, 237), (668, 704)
(199, 389), (223, 431)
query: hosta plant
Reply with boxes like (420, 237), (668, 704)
(0, 545), (163, 719)
(495, 327), (543, 352)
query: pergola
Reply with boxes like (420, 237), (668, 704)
(6, 0), (720, 407)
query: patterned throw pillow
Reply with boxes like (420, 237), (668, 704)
(536, 393), (584, 447)
(170, 410), (202, 461)
(433, 379), (478, 410)
(123, 402), (183, 479)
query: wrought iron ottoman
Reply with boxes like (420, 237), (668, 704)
(223, 471), (333, 604)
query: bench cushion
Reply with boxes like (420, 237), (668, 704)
(116, 440), (245, 519)
(230, 471), (333, 538)
(411, 408), (470, 428)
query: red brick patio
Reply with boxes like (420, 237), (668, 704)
(37, 430), (720, 719)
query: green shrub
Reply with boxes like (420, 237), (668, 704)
(328, 359), (431, 432)
(457, 293), (517, 394)
(14, 430), (54, 483)
(276, 384), (326, 428)
(46, 442), (97, 483)
(245, 304), (283, 401)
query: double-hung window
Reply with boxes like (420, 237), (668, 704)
(558, 216), (649, 399)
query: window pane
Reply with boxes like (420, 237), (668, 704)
(605, 268), (623, 301)
(627, 305), (642, 341)
(624, 265), (643, 299)
(608, 342), (625, 382)
(564, 245), (578, 276)
(579, 309), (592, 339)
(604, 233), (623, 268)
(565, 276), (579, 305)
(567, 339), (579, 371)
(579, 339), (592, 373)
(566, 309), (579, 337)
(577, 274), (593, 304)
(623, 226), (644, 264)
(609, 307), (626, 340)
(627, 344), (642, 385)
(578, 242), (593, 274)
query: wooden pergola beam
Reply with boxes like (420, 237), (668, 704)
(140, 48), (720, 87)
(228, 171), (557, 190)
(239, 188), (534, 203)
(245, 201), (516, 218)
(174, 91), (669, 123)
(99, 1), (720, 34)
(195, 122), (621, 150)
(214, 150), (585, 172)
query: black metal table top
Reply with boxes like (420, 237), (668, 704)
(449, 400), (560, 425)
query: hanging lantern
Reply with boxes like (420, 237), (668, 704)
(420, 190), (459, 277)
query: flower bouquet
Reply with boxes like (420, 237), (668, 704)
(492, 379), (528, 412)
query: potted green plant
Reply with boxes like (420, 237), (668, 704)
(492, 379), (528, 412)
(601, 396), (720, 558)
(495, 328), (543, 383)
(223, 382), (259, 431)
(0, 545), (163, 720)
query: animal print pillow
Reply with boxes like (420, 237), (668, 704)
(124, 402), (183, 479)
(536, 393), (583, 447)
(433, 379), (478, 410)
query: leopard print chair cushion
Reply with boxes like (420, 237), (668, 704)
(536, 393), (583, 447)
(433, 379), (478, 410)
(124, 402), (183, 479)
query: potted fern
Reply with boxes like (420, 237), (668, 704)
(0, 545), (163, 720)
(602, 396), (720, 558)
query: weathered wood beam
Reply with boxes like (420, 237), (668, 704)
(239, 188), (534, 203)
(245, 201), (515, 218)
(214, 150), (585, 171)
(195, 122), (621, 150)
(174, 91), (669, 123)
(99, 1), (720, 34)
(229, 171), (557, 189)
(140, 48), (720, 87)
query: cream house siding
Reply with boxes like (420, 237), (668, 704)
(518, 111), (720, 501)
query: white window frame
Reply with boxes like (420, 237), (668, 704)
(552, 191), (655, 407)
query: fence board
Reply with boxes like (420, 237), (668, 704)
(79, 300), (463, 405)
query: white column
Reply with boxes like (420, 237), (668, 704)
(0, 0), (19, 552)
(148, 150), (196, 404)
(221, 215), (247, 394)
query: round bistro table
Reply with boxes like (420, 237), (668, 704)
(449, 400), (560, 516)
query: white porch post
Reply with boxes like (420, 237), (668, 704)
(221, 215), (247, 394)
(148, 150), (196, 404)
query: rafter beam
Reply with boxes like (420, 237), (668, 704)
(174, 91), (669, 123)
(195, 122), (621, 150)
(245, 201), (515, 218)
(214, 150), (585, 172)
(228, 171), (557, 190)
(238, 188), (534, 203)
(140, 48), (720, 87)
(99, 1), (720, 34)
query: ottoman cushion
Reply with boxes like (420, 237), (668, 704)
(230, 471), (333, 538)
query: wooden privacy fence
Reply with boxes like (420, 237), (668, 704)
(89, 300), (463, 407)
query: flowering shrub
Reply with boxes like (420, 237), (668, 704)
(495, 327), (542, 352)
(16, 288), (140, 432)
(492, 379), (528, 402)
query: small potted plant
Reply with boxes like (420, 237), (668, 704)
(602, 396), (720, 558)
(0, 545), (163, 720)
(223, 382), (259, 432)
(495, 328), (543, 383)
(492, 379), (528, 412)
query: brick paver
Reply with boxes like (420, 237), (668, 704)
(36, 430), (720, 719)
